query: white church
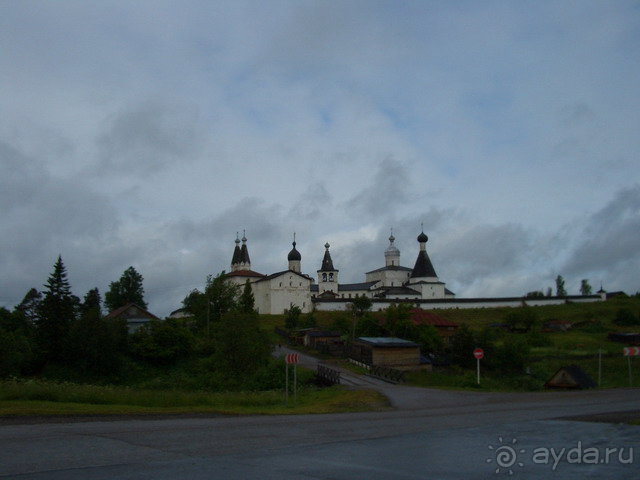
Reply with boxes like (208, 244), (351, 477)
(225, 230), (456, 314)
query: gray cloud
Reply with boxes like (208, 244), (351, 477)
(96, 100), (204, 174)
(562, 185), (640, 292)
(344, 157), (414, 219)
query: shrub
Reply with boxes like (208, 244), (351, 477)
(614, 308), (638, 326)
(129, 319), (195, 365)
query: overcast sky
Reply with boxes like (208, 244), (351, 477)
(2, 1), (639, 317)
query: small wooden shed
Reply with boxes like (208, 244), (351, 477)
(544, 365), (596, 390)
(351, 337), (420, 367)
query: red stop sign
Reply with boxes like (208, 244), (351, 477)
(473, 348), (484, 359)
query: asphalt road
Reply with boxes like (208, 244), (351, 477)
(2, 385), (639, 479)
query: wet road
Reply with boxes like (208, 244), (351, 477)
(1, 386), (638, 479)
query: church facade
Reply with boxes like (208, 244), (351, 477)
(225, 230), (455, 314)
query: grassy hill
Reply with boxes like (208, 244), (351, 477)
(261, 296), (640, 391)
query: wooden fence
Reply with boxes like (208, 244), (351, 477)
(370, 365), (405, 383)
(316, 364), (341, 386)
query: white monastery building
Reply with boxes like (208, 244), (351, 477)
(226, 230), (450, 315)
(224, 229), (605, 315)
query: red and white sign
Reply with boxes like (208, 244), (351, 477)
(285, 353), (299, 364)
(623, 347), (640, 356)
(473, 348), (484, 360)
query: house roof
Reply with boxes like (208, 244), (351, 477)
(544, 365), (596, 389)
(104, 302), (159, 321)
(356, 337), (419, 348)
(257, 269), (313, 282)
(306, 330), (342, 337)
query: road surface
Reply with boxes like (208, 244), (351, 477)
(1, 349), (638, 479)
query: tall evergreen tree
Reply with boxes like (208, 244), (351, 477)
(555, 275), (567, 297)
(238, 280), (255, 313)
(36, 256), (76, 363)
(580, 279), (592, 296)
(105, 266), (147, 312)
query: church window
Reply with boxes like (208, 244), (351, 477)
(329, 273), (333, 281)
(279, 282), (282, 287)
(322, 273), (327, 282)
(289, 282), (292, 286)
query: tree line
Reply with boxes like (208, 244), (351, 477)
(1, 257), (273, 391)
(526, 275), (594, 298)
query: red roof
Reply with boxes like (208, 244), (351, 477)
(226, 270), (265, 278)
(409, 308), (458, 327)
(104, 302), (160, 321)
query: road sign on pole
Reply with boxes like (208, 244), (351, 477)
(473, 348), (484, 384)
(623, 347), (637, 387)
(284, 353), (300, 405)
(286, 353), (299, 364)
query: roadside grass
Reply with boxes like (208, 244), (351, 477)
(0, 379), (388, 416)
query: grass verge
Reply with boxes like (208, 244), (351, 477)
(0, 379), (389, 416)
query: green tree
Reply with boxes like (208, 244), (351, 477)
(68, 288), (126, 376)
(129, 319), (194, 365)
(449, 324), (477, 369)
(284, 304), (302, 330)
(0, 308), (34, 376)
(580, 279), (592, 296)
(381, 303), (413, 338)
(237, 280), (255, 313)
(555, 275), (567, 297)
(15, 288), (42, 325)
(525, 291), (544, 299)
(211, 310), (271, 383)
(182, 272), (240, 334)
(349, 296), (372, 339)
(105, 266), (147, 312)
(36, 256), (76, 364)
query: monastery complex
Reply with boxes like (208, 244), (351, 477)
(224, 230), (604, 315)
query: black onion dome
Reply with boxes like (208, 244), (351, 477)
(417, 231), (428, 243)
(288, 242), (301, 261)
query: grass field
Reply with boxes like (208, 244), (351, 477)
(0, 379), (389, 416)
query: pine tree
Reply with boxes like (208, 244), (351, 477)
(36, 256), (76, 363)
(555, 275), (567, 297)
(105, 266), (147, 312)
(238, 280), (255, 313)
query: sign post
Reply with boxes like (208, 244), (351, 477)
(473, 348), (484, 385)
(285, 353), (299, 405)
(623, 347), (639, 387)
